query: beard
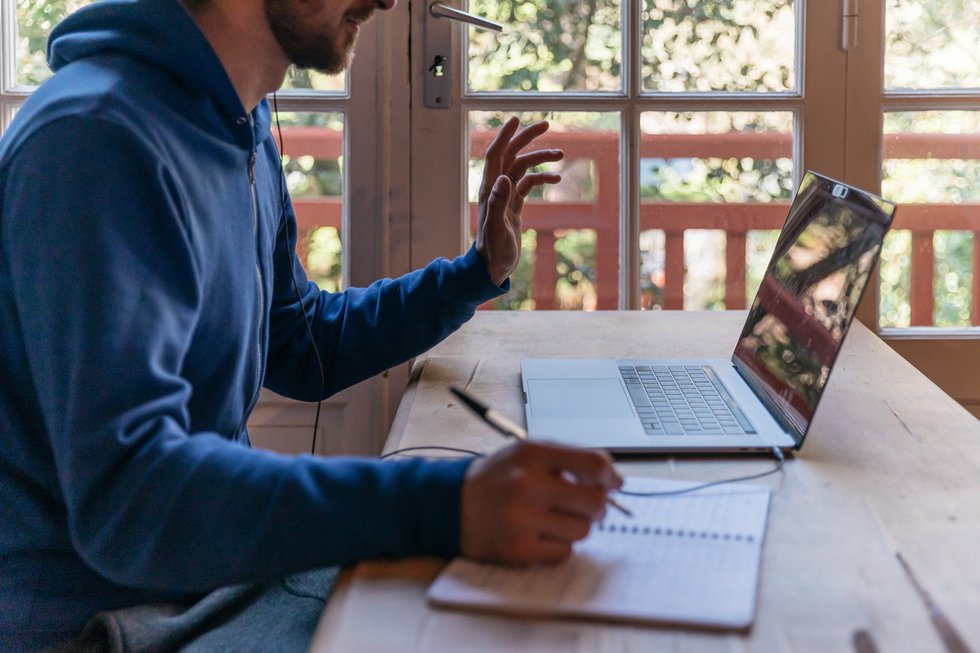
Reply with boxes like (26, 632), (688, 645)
(264, 1), (371, 74)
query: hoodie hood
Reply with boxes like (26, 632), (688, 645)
(47, 0), (270, 145)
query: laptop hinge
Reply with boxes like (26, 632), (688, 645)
(731, 357), (804, 448)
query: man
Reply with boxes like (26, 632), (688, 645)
(0, 0), (623, 650)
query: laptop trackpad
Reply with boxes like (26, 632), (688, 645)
(527, 379), (634, 419)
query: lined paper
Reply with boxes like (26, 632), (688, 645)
(428, 477), (772, 628)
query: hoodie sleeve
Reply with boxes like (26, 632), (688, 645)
(263, 191), (507, 401)
(2, 116), (473, 592)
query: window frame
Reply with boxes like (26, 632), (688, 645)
(409, 0), (847, 309)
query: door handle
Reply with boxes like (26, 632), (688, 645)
(429, 2), (503, 32)
(424, 2), (503, 109)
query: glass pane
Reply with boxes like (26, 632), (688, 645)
(15, 0), (94, 87)
(468, 111), (620, 309)
(880, 230), (912, 328)
(279, 66), (346, 93)
(467, 0), (622, 92)
(683, 230), (726, 310)
(639, 111), (794, 310)
(746, 229), (780, 304)
(885, 0), (980, 90)
(934, 231), (974, 327)
(881, 110), (980, 327)
(641, 0), (796, 93)
(274, 112), (345, 291)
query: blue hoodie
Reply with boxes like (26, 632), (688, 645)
(0, 0), (504, 648)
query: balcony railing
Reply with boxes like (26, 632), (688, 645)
(280, 127), (980, 326)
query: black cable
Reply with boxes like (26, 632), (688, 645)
(272, 93), (325, 456)
(379, 445), (485, 460)
(615, 447), (786, 498)
(378, 443), (786, 500)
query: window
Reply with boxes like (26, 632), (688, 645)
(409, 0), (978, 414)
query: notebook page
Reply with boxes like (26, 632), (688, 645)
(428, 477), (772, 628)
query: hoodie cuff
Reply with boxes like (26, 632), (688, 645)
(401, 457), (474, 558)
(448, 245), (510, 307)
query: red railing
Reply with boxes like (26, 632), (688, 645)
(281, 127), (980, 325)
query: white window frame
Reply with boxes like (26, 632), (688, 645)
(408, 0), (846, 307)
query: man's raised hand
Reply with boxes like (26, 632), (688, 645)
(475, 117), (564, 286)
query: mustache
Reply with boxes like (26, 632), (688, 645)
(346, 6), (375, 23)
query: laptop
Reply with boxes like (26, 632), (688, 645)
(521, 171), (896, 453)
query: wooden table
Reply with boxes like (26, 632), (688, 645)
(309, 311), (980, 653)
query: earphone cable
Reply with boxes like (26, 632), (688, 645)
(272, 93), (325, 456)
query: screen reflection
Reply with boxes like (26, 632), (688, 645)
(734, 172), (896, 439)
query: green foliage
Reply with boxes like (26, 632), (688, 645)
(12, 2), (976, 324)
(933, 231), (973, 327)
(280, 66), (346, 93)
(491, 230), (538, 309)
(469, 0), (622, 92)
(307, 227), (344, 292)
(880, 231), (912, 328)
(641, 0), (795, 92)
(15, 0), (93, 86)
(746, 230), (779, 304)
(885, 0), (980, 89)
(555, 230), (597, 309)
(640, 157), (793, 203)
(283, 156), (343, 198)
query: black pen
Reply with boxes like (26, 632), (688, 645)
(450, 385), (633, 518)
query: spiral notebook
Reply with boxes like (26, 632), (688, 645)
(428, 477), (772, 629)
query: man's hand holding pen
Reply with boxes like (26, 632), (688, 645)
(461, 440), (623, 565)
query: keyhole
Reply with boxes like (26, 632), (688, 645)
(429, 55), (447, 78)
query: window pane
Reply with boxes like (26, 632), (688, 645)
(885, 0), (980, 90)
(275, 112), (345, 291)
(641, 0), (796, 93)
(467, 0), (622, 92)
(468, 111), (620, 309)
(881, 110), (980, 327)
(639, 111), (794, 310)
(279, 66), (346, 93)
(15, 0), (94, 87)
(880, 230), (912, 328)
(933, 231), (974, 327)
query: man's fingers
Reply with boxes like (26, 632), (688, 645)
(505, 120), (551, 160)
(487, 175), (513, 219)
(515, 538), (573, 565)
(508, 148), (564, 181)
(482, 117), (520, 191)
(461, 441), (621, 566)
(537, 475), (609, 522)
(543, 445), (622, 491)
(515, 172), (562, 199)
(538, 510), (594, 544)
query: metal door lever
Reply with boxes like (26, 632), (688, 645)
(429, 2), (503, 32)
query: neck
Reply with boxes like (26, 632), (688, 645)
(181, 0), (289, 111)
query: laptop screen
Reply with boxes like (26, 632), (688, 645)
(732, 171), (896, 442)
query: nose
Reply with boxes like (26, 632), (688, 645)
(376, 0), (396, 10)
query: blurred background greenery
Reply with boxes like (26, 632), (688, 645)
(13, 0), (977, 324)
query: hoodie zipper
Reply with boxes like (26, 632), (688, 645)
(237, 139), (265, 438)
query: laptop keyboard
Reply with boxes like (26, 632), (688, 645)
(619, 365), (756, 436)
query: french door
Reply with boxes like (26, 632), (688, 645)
(406, 0), (979, 416)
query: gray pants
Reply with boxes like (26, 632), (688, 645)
(50, 568), (338, 653)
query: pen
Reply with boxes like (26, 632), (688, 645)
(449, 385), (633, 519)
